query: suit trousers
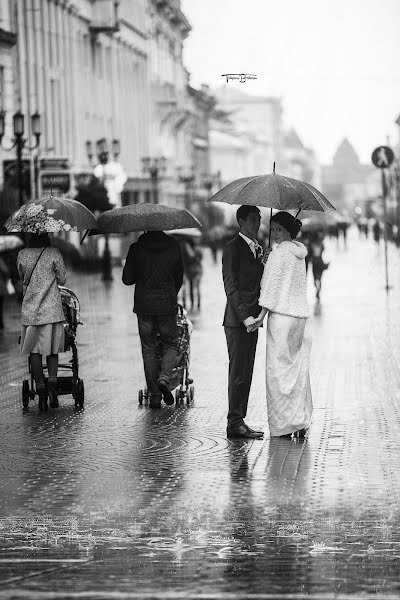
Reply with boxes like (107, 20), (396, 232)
(224, 326), (258, 429)
(137, 314), (178, 398)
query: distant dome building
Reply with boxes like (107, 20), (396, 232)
(322, 138), (379, 213)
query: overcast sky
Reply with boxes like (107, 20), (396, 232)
(181, 0), (400, 165)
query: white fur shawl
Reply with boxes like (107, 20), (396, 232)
(258, 240), (309, 318)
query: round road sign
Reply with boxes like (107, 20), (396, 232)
(371, 146), (394, 169)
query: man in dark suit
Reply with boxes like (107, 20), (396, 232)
(122, 230), (184, 409)
(222, 205), (269, 439)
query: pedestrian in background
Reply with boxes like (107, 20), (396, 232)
(0, 256), (10, 330)
(372, 220), (381, 245)
(17, 233), (67, 411)
(122, 230), (184, 409)
(249, 211), (312, 440)
(180, 236), (203, 311)
(309, 232), (329, 300)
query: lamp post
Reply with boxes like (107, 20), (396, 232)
(141, 156), (167, 204)
(177, 165), (196, 210)
(86, 137), (121, 282)
(202, 170), (221, 196)
(394, 163), (400, 247)
(0, 110), (41, 206)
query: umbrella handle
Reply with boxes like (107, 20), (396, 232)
(80, 229), (90, 245)
(268, 207), (272, 247)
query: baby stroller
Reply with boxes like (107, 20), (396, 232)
(22, 286), (85, 410)
(138, 304), (194, 406)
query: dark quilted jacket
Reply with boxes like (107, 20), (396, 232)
(122, 232), (184, 315)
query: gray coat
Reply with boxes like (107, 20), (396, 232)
(17, 247), (66, 326)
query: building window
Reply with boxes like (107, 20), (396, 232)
(144, 190), (151, 203)
(96, 42), (103, 78)
(0, 66), (4, 110)
(50, 79), (61, 154)
(105, 47), (112, 80)
(82, 34), (90, 67)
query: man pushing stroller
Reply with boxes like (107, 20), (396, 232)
(122, 230), (184, 409)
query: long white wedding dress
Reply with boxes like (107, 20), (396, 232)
(258, 240), (313, 436)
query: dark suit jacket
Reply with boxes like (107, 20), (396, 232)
(222, 235), (264, 327)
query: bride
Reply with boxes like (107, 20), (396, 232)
(249, 211), (312, 439)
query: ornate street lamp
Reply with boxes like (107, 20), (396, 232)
(85, 137), (118, 282)
(112, 138), (120, 159)
(141, 156), (167, 204)
(96, 137), (109, 165)
(0, 110), (41, 206)
(85, 140), (93, 164)
(177, 165), (196, 210)
(202, 170), (222, 195)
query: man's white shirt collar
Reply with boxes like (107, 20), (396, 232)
(239, 232), (257, 256)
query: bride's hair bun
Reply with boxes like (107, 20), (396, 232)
(271, 212), (302, 239)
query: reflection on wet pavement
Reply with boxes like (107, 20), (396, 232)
(1, 231), (400, 597)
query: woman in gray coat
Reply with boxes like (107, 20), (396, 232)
(17, 233), (66, 411)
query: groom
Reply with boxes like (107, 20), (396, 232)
(222, 205), (269, 439)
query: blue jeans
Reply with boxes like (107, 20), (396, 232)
(137, 314), (178, 398)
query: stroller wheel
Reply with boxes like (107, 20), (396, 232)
(188, 384), (194, 404)
(175, 388), (184, 404)
(138, 389), (144, 405)
(22, 380), (30, 409)
(74, 378), (85, 409)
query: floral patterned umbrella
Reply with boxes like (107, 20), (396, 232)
(5, 195), (98, 234)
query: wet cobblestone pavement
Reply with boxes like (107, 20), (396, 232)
(1, 229), (400, 598)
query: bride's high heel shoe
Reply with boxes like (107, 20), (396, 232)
(294, 428), (308, 439)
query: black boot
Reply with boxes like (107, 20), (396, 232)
(47, 380), (59, 408)
(37, 385), (48, 412)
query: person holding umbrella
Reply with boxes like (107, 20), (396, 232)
(207, 163), (335, 440)
(6, 194), (98, 411)
(222, 205), (269, 439)
(248, 212), (312, 439)
(100, 204), (199, 409)
(122, 231), (184, 408)
(17, 233), (67, 410)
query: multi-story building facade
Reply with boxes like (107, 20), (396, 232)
(0, 0), (152, 208)
(146, 0), (214, 209)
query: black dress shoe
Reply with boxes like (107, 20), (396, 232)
(244, 424), (264, 435)
(149, 396), (162, 409)
(157, 380), (174, 405)
(227, 425), (263, 439)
